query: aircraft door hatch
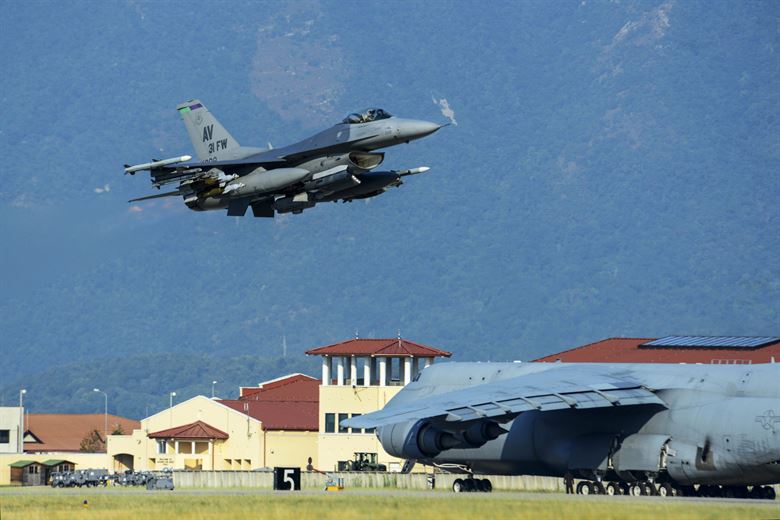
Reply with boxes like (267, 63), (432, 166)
(612, 433), (671, 476)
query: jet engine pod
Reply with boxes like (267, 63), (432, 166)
(461, 421), (509, 448)
(227, 167), (310, 198)
(378, 420), (500, 460)
(305, 170), (360, 196)
(378, 420), (455, 460)
(319, 171), (401, 202)
(275, 192), (315, 214)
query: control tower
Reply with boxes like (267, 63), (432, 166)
(306, 337), (451, 471)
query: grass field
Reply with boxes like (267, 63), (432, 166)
(1, 489), (778, 520)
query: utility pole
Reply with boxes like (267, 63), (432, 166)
(211, 381), (218, 398)
(18, 389), (26, 454)
(169, 392), (176, 426)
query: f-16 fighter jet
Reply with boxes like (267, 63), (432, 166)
(345, 357), (780, 498)
(124, 101), (443, 217)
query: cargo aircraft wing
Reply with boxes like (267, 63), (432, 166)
(343, 364), (667, 430)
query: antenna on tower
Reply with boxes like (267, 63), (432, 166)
(355, 329), (359, 339)
(397, 329), (402, 346)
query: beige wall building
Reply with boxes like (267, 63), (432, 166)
(0, 407), (24, 454)
(0, 452), (109, 486)
(108, 375), (320, 473)
(6, 339), (453, 484)
(306, 338), (451, 472)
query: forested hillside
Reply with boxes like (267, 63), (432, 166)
(1, 1), (778, 418)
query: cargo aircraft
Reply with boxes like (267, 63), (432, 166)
(124, 100), (443, 217)
(345, 343), (780, 499)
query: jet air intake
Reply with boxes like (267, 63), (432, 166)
(348, 152), (384, 171)
(301, 152), (385, 175)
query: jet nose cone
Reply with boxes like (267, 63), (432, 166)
(400, 120), (444, 141)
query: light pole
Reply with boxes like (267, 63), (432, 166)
(169, 392), (176, 427)
(93, 388), (108, 447)
(18, 389), (26, 454)
(211, 381), (218, 398)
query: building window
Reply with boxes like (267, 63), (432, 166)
(350, 414), (362, 434)
(0, 429), (9, 443)
(324, 413), (335, 433)
(338, 413), (349, 433)
(157, 440), (167, 454)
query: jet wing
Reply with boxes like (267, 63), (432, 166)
(343, 364), (667, 429)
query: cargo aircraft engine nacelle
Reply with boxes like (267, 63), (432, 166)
(379, 419), (509, 460)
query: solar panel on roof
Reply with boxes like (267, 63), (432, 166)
(640, 336), (780, 349)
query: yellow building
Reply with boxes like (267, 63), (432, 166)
(1, 411), (137, 486)
(306, 338), (451, 472)
(108, 374), (320, 472)
(0, 452), (110, 486)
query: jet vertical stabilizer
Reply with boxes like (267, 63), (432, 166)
(177, 99), (244, 161)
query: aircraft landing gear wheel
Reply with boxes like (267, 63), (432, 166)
(478, 479), (492, 492)
(629, 483), (644, 496)
(576, 481), (593, 495)
(657, 483), (675, 497)
(464, 478), (477, 492)
(453, 479), (464, 493)
(765, 486), (776, 500)
(594, 482), (606, 495)
(606, 482), (622, 496)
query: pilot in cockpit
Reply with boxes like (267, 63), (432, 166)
(342, 108), (393, 124)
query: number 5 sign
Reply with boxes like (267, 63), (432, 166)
(273, 467), (301, 490)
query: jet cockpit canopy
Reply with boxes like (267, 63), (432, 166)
(342, 108), (393, 124)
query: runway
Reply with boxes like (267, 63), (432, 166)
(2, 486), (777, 505)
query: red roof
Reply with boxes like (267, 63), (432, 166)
(534, 337), (780, 364)
(305, 338), (452, 358)
(24, 414), (139, 453)
(148, 420), (228, 440)
(219, 400), (318, 431)
(239, 373), (319, 401)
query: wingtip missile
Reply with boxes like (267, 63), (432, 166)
(396, 166), (430, 177)
(124, 155), (192, 175)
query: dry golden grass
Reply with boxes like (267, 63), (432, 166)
(1, 489), (777, 520)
